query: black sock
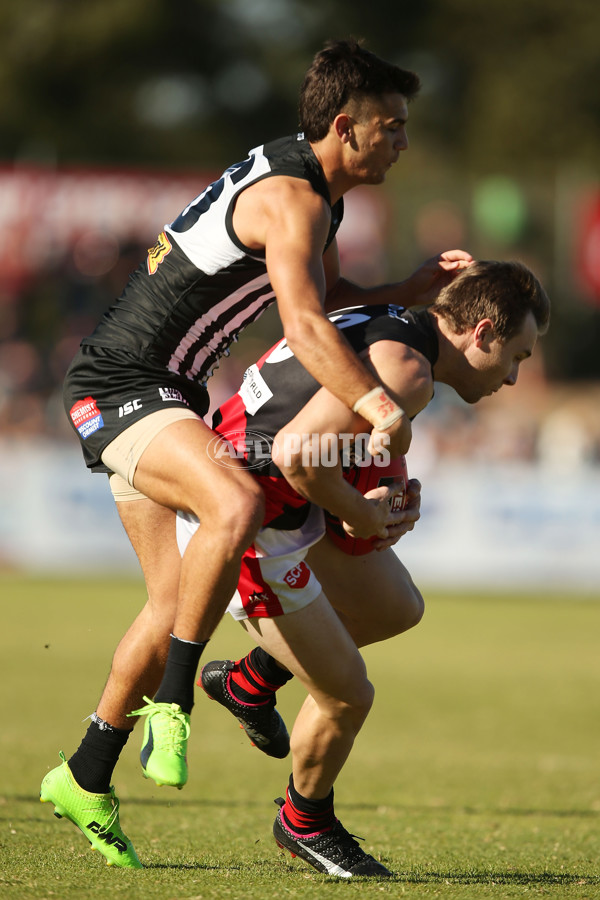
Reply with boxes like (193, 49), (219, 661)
(281, 774), (335, 835)
(68, 714), (132, 794)
(153, 635), (207, 713)
(251, 647), (294, 687)
(229, 647), (294, 704)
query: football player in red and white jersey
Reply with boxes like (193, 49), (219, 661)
(178, 259), (549, 878)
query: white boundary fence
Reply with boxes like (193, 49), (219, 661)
(1, 441), (599, 591)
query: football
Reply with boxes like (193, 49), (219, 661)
(325, 455), (409, 555)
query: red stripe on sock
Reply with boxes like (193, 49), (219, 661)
(243, 656), (282, 694)
(280, 789), (335, 835)
(225, 673), (269, 708)
(230, 659), (276, 699)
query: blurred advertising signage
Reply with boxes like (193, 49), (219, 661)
(577, 189), (600, 305)
(0, 166), (213, 292)
(0, 166), (387, 293)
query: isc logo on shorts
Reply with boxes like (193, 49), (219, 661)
(283, 562), (310, 589)
(118, 398), (142, 417)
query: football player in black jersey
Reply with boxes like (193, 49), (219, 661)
(42, 40), (473, 867)
(181, 260), (550, 877)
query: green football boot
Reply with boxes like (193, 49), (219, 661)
(129, 696), (190, 789)
(40, 752), (142, 868)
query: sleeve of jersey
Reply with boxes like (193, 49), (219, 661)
(360, 310), (438, 366)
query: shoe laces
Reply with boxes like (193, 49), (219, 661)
(308, 821), (368, 867)
(129, 696), (190, 755)
(91, 790), (121, 832)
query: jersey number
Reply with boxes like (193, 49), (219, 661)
(170, 157), (255, 233)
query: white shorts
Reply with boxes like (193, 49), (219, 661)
(176, 504), (325, 620)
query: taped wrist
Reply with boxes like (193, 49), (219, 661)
(352, 386), (405, 431)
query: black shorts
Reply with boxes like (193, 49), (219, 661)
(63, 344), (211, 471)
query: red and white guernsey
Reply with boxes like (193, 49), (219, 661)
(212, 303), (438, 530)
(178, 303), (438, 618)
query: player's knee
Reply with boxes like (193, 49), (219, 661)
(389, 582), (424, 637)
(211, 480), (265, 546)
(405, 585), (425, 630)
(336, 676), (375, 726)
(228, 480), (264, 534)
(359, 677), (375, 716)
(350, 678), (375, 728)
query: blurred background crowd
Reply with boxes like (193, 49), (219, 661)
(1, 0), (599, 476)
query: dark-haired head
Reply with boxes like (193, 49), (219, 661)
(299, 39), (421, 142)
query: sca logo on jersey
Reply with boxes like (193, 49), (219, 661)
(147, 231), (172, 275)
(283, 562), (310, 590)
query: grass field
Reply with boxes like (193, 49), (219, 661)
(1, 574), (600, 899)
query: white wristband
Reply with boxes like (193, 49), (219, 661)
(353, 386), (405, 431)
(352, 387), (383, 414)
(373, 407), (406, 431)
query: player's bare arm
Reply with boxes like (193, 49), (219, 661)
(323, 244), (474, 313)
(255, 177), (382, 403)
(235, 175), (412, 456)
(271, 387), (412, 541)
(361, 341), (434, 420)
